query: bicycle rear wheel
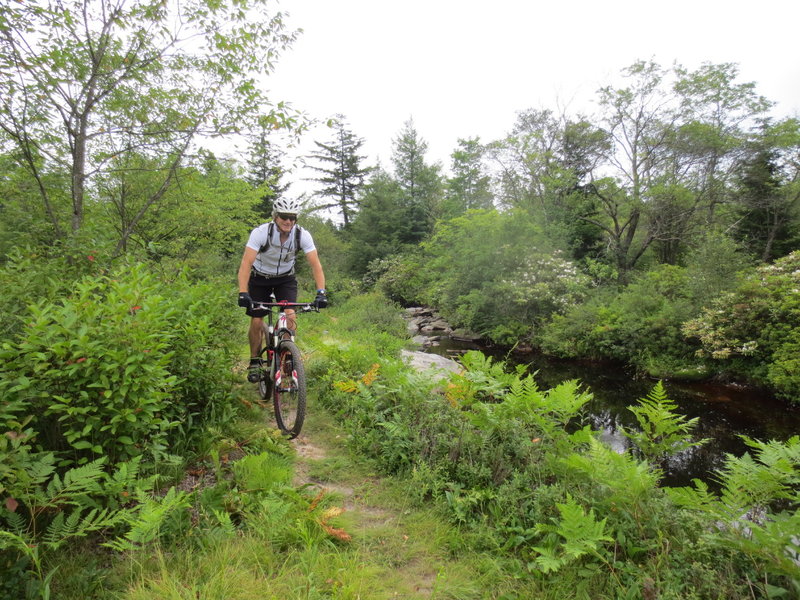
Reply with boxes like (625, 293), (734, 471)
(273, 340), (306, 439)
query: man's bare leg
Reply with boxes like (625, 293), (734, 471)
(249, 317), (264, 357)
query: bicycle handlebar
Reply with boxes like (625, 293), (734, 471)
(250, 300), (319, 312)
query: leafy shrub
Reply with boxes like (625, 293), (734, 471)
(421, 210), (589, 345)
(369, 252), (429, 305)
(0, 262), (241, 465)
(0, 245), (102, 340)
(536, 232), (753, 379)
(537, 265), (702, 374)
(683, 250), (800, 399)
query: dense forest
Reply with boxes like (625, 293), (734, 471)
(1, 1), (798, 598)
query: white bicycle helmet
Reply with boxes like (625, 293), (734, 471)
(273, 197), (301, 215)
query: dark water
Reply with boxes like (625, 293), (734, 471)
(424, 336), (800, 488)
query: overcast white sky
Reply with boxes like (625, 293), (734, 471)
(254, 0), (800, 183)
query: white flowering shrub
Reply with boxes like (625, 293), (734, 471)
(422, 210), (589, 345)
(682, 250), (800, 401)
(497, 251), (590, 314)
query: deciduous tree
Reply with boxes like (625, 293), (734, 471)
(444, 137), (493, 218)
(0, 0), (298, 246)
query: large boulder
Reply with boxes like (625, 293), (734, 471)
(400, 350), (461, 377)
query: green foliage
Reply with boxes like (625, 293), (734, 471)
(0, 245), (104, 340)
(683, 250), (800, 399)
(420, 209), (589, 345)
(305, 294), (790, 597)
(668, 436), (800, 595)
(0, 455), (151, 598)
(622, 381), (708, 462)
(538, 263), (713, 376)
(0, 0), (300, 241)
(455, 355), (592, 452)
(367, 252), (429, 305)
(531, 494), (613, 574)
(391, 119), (443, 238)
(100, 152), (262, 276)
(562, 437), (663, 528)
(232, 452), (293, 493)
(105, 486), (192, 553)
(444, 137), (494, 217)
(298, 215), (353, 299)
(0, 266), (178, 464)
(344, 169), (410, 274)
(0, 262), (241, 465)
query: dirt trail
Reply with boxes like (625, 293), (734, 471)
(289, 430), (440, 598)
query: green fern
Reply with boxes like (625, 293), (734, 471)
(531, 494), (613, 573)
(104, 486), (191, 552)
(717, 436), (800, 514)
(3, 509), (27, 535)
(44, 458), (107, 505)
(564, 437), (660, 506)
(622, 381), (707, 462)
(41, 507), (120, 550)
(463, 372), (591, 449)
(667, 435), (800, 589)
(453, 351), (526, 406)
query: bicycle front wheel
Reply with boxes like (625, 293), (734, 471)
(257, 366), (271, 400)
(273, 340), (306, 439)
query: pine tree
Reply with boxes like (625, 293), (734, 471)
(734, 143), (799, 262)
(306, 116), (371, 226)
(390, 119), (443, 240)
(246, 129), (289, 219)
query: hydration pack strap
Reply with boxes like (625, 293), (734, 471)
(258, 222), (303, 255)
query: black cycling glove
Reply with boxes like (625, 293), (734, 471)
(314, 289), (328, 309)
(238, 292), (253, 309)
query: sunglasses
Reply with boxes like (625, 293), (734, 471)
(276, 213), (297, 221)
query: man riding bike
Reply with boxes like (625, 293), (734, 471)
(237, 198), (327, 382)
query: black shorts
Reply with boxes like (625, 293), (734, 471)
(247, 272), (298, 318)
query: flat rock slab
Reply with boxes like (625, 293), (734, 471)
(400, 349), (461, 375)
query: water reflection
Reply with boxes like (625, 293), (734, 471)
(423, 336), (800, 488)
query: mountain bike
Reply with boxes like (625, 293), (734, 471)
(250, 300), (318, 439)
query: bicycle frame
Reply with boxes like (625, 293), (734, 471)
(250, 300), (317, 438)
(252, 300), (316, 353)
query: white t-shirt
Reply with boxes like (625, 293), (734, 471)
(246, 222), (316, 277)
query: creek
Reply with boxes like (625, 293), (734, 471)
(410, 312), (800, 488)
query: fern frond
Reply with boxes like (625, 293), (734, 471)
(717, 441), (798, 512)
(104, 487), (190, 552)
(666, 478), (721, 514)
(45, 458), (106, 505)
(211, 509), (237, 537)
(623, 381), (706, 461)
(41, 507), (121, 550)
(564, 437), (660, 501)
(26, 453), (58, 486)
(530, 494), (612, 574)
